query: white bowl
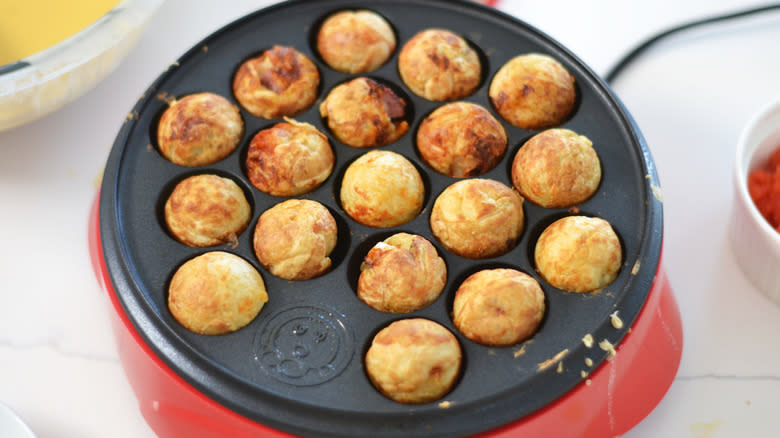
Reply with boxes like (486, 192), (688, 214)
(0, 0), (164, 132)
(0, 403), (35, 438)
(732, 98), (780, 305)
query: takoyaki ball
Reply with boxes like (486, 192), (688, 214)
(365, 318), (462, 404)
(489, 53), (576, 129)
(398, 29), (481, 101)
(253, 199), (338, 281)
(452, 268), (545, 347)
(164, 174), (251, 247)
(246, 119), (334, 196)
(317, 10), (396, 73)
(430, 178), (524, 259)
(168, 251), (268, 335)
(157, 92), (243, 166)
(358, 233), (446, 313)
(534, 216), (622, 293)
(319, 77), (409, 148)
(340, 150), (424, 228)
(233, 45), (320, 119)
(511, 128), (601, 208)
(417, 101), (507, 177)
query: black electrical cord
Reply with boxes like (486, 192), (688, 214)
(605, 3), (780, 83)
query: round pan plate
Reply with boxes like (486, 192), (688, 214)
(99, 1), (663, 437)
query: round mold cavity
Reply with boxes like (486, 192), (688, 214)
(336, 149), (430, 228)
(413, 101), (509, 178)
(361, 316), (467, 404)
(348, 230), (448, 314)
(319, 75), (416, 148)
(396, 28), (489, 102)
(230, 45), (323, 120)
(239, 119), (337, 197)
(486, 54), (583, 130)
(448, 264), (549, 348)
(249, 200), (352, 281)
(307, 8), (400, 74)
(163, 250), (267, 336)
(155, 169), (255, 248)
(427, 177), (527, 259)
(527, 212), (627, 293)
(148, 90), (247, 168)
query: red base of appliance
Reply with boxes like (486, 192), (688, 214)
(88, 197), (683, 438)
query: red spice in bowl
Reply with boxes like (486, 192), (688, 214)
(747, 145), (780, 232)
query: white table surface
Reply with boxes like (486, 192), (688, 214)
(2, 1), (780, 437)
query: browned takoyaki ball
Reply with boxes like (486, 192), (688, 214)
(365, 318), (462, 404)
(398, 29), (481, 101)
(233, 45), (320, 119)
(317, 10), (396, 73)
(511, 128), (601, 208)
(164, 174), (251, 248)
(452, 268), (545, 347)
(245, 119), (334, 196)
(319, 77), (409, 148)
(534, 216), (622, 293)
(168, 251), (268, 335)
(417, 101), (507, 177)
(340, 150), (425, 228)
(357, 233), (446, 313)
(157, 92), (243, 166)
(489, 53), (576, 129)
(430, 178), (524, 259)
(253, 199), (338, 281)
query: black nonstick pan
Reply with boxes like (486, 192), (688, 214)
(98, 1), (663, 436)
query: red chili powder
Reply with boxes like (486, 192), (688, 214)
(747, 145), (780, 232)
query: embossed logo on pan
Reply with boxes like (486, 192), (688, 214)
(254, 306), (354, 386)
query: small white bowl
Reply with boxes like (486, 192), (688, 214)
(732, 98), (780, 305)
(0, 403), (35, 438)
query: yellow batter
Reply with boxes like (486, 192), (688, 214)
(0, 0), (121, 66)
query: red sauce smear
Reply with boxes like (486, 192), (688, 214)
(747, 145), (780, 232)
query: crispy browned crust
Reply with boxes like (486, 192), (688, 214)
(157, 92), (243, 167)
(534, 216), (622, 293)
(452, 268), (545, 346)
(168, 251), (268, 335)
(398, 29), (481, 101)
(511, 128), (601, 208)
(317, 10), (396, 74)
(417, 101), (507, 177)
(489, 53), (576, 129)
(430, 178), (524, 259)
(365, 318), (462, 404)
(164, 174), (251, 247)
(253, 199), (337, 280)
(319, 77), (409, 147)
(357, 233), (446, 313)
(339, 150), (424, 228)
(232, 45), (320, 119)
(246, 119), (334, 196)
